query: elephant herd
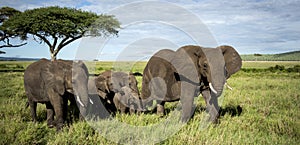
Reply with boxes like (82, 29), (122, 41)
(24, 45), (242, 131)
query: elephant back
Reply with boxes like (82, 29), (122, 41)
(24, 58), (51, 101)
(141, 49), (179, 102)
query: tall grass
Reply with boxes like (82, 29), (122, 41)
(0, 61), (299, 144)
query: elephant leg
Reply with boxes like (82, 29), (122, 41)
(180, 83), (196, 122)
(180, 96), (194, 122)
(28, 100), (37, 122)
(156, 101), (165, 116)
(45, 102), (55, 128)
(202, 89), (220, 123)
(49, 91), (65, 131)
(62, 97), (68, 125)
(136, 99), (144, 114)
(120, 104), (126, 114)
(70, 96), (79, 122)
(129, 104), (135, 115)
(129, 98), (136, 114)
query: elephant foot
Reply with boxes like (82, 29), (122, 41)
(47, 121), (55, 128)
(157, 104), (164, 116)
(120, 109), (126, 114)
(129, 109), (135, 115)
(48, 124), (54, 128)
(211, 117), (220, 125)
(208, 113), (220, 125)
(129, 105), (135, 115)
(79, 114), (85, 121)
(56, 123), (64, 131)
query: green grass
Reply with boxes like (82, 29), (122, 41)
(0, 61), (299, 144)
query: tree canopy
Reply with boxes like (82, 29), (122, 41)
(1, 6), (121, 60)
(0, 7), (27, 50)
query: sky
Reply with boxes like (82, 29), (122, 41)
(0, 0), (300, 60)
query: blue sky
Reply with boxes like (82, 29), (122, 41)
(1, 0), (299, 60)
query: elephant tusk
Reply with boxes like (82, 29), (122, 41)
(76, 95), (85, 107)
(225, 82), (233, 90)
(209, 83), (218, 94)
(105, 85), (110, 93)
(89, 98), (94, 104)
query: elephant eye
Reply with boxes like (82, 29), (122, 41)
(203, 63), (208, 69)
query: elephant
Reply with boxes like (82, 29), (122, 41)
(141, 45), (242, 123)
(24, 58), (90, 130)
(93, 70), (143, 114)
(114, 86), (141, 114)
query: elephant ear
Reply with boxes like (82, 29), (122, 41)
(218, 45), (242, 79)
(173, 45), (205, 82)
(96, 75), (109, 92)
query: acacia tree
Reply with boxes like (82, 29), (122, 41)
(1, 6), (120, 60)
(0, 7), (27, 51)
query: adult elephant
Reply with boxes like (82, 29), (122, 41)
(24, 59), (90, 130)
(141, 45), (242, 123)
(93, 70), (143, 114)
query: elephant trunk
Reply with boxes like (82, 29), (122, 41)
(210, 79), (225, 97)
(209, 69), (226, 97)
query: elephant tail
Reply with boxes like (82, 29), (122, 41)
(25, 101), (29, 108)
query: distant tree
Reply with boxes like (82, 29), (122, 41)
(254, 53), (262, 56)
(1, 6), (120, 60)
(0, 7), (27, 51)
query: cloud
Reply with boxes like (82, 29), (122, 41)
(178, 0), (300, 53)
(1, 0), (299, 59)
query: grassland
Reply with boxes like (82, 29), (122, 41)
(241, 51), (300, 61)
(0, 61), (299, 144)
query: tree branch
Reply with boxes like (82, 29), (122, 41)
(60, 35), (82, 49)
(52, 36), (58, 52)
(35, 33), (52, 50)
(0, 42), (27, 48)
(53, 35), (83, 58)
(0, 36), (27, 48)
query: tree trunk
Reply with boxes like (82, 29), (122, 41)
(51, 53), (57, 61)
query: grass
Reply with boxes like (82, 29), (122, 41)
(0, 61), (299, 144)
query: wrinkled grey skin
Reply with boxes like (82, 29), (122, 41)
(141, 45), (242, 123)
(94, 70), (143, 114)
(24, 59), (90, 130)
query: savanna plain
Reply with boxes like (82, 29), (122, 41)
(0, 61), (299, 144)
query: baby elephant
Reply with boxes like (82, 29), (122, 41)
(93, 70), (143, 114)
(113, 86), (142, 114)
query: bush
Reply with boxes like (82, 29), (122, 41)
(286, 65), (300, 73)
(242, 65), (300, 73)
(268, 65), (285, 72)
